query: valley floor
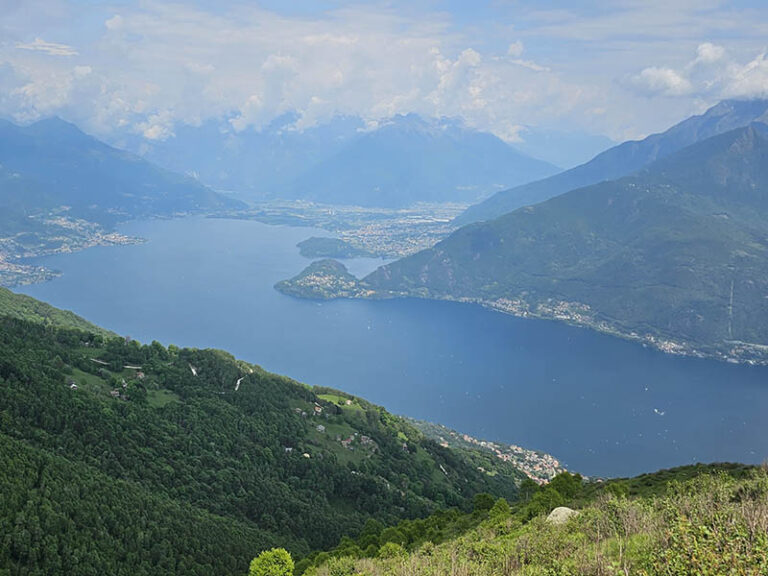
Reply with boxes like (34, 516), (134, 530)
(220, 200), (466, 258)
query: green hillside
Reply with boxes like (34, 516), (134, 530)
(307, 464), (765, 576)
(0, 309), (525, 574)
(0, 286), (112, 336)
(353, 124), (768, 362)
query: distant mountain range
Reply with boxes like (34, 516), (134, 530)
(457, 99), (768, 225)
(286, 115), (560, 207)
(0, 117), (243, 228)
(115, 113), (365, 200)
(280, 115), (768, 362)
(126, 114), (561, 208)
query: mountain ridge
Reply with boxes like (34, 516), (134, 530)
(456, 98), (768, 225)
(0, 116), (244, 225)
(126, 113), (560, 207)
(0, 116), (246, 285)
(287, 114), (560, 207)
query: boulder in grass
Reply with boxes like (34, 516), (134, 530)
(546, 506), (579, 525)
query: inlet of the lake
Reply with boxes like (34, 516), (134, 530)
(18, 216), (768, 477)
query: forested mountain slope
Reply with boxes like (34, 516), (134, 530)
(0, 117), (246, 286)
(0, 303), (524, 574)
(0, 286), (112, 335)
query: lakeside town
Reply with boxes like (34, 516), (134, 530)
(0, 213), (141, 287)
(409, 419), (566, 485)
(223, 200), (465, 258)
(1, 200), (462, 287)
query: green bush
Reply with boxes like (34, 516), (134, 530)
(378, 542), (407, 559)
(250, 548), (294, 576)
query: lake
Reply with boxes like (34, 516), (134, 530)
(18, 216), (768, 477)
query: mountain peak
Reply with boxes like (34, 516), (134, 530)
(26, 116), (93, 144)
(705, 98), (768, 119)
(375, 113), (460, 137)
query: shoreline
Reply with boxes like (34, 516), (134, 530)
(277, 266), (768, 367)
(0, 232), (144, 288)
(427, 293), (768, 367)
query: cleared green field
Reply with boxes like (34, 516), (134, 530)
(147, 388), (181, 408)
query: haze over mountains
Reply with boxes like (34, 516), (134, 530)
(457, 99), (768, 225)
(0, 117), (242, 228)
(125, 114), (561, 207)
(286, 115), (560, 207)
(116, 114), (365, 201)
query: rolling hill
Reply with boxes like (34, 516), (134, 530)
(456, 98), (768, 225)
(306, 464), (766, 576)
(0, 286), (112, 335)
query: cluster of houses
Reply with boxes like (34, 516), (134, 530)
(438, 431), (564, 485)
(109, 378), (130, 400)
(286, 398), (380, 456)
(338, 432), (376, 452)
(293, 401), (328, 419)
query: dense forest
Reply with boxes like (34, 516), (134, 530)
(0, 299), (524, 575)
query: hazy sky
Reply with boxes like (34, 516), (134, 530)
(1, 0), (766, 144)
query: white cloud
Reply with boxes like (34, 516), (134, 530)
(507, 41), (524, 58)
(0, 2), (766, 144)
(630, 66), (693, 96)
(627, 43), (768, 101)
(509, 59), (550, 73)
(16, 38), (78, 57)
(73, 65), (92, 78)
(694, 42), (725, 65)
(723, 51), (768, 99)
(105, 14), (123, 30)
(135, 109), (177, 140)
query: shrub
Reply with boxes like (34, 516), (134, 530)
(250, 548), (295, 576)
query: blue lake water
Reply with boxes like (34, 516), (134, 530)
(18, 216), (768, 477)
